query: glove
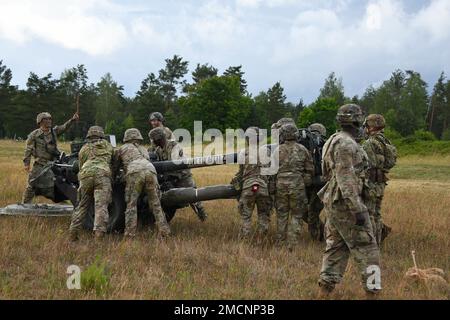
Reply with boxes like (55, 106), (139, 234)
(354, 211), (367, 226)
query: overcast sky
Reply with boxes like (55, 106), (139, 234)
(1, 0), (449, 103)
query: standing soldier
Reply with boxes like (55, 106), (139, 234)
(149, 127), (208, 222)
(317, 104), (381, 298)
(305, 123), (327, 241)
(69, 126), (113, 241)
(22, 112), (79, 203)
(363, 114), (396, 246)
(148, 112), (175, 152)
(231, 127), (272, 240)
(113, 128), (171, 238)
(274, 123), (314, 249)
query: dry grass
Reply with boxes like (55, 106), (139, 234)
(0, 139), (449, 300)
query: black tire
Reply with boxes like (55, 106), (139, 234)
(137, 195), (177, 226)
(82, 183), (126, 233)
(82, 184), (177, 233)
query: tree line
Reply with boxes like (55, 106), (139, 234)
(0, 57), (449, 142)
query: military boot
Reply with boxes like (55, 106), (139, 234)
(380, 223), (392, 244)
(365, 290), (381, 300)
(317, 280), (334, 299)
(69, 231), (79, 242)
(95, 230), (105, 239)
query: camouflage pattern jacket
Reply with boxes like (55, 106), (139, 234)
(234, 147), (270, 190)
(113, 142), (156, 176)
(154, 140), (191, 180)
(23, 119), (74, 166)
(318, 131), (369, 214)
(274, 140), (314, 188)
(78, 139), (114, 180)
(148, 126), (175, 152)
(363, 131), (390, 196)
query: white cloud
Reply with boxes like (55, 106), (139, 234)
(412, 0), (450, 42)
(0, 0), (128, 56)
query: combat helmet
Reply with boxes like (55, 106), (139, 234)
(149, 112), (164, 122)
(364, 114), (386, 129)
(336, 104), (365, 128)
(36, 112), (52, 125)
(123, 128), (143, 143)
(280, 123), (298, 141)
(271, 117), (295, 130)
(86, 126), (105, 139)
(309, 123), (327, 137)
(149, 127), (166, 142)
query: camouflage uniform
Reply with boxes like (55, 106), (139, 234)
(69, 127), (113, 238)
(152, 133), (207, 221)
(233, 146), (272, 239)
(305, 123), (327, 241)
(148, 125), (175, 153)
(363, 117), (395, 245)
(113, 129), (170, 237)
(22, 114), (76, 203)
(317, 105), (381, 294)
(274, 124), (314, 246)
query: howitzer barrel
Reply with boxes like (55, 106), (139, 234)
(153, 153), (239, 173)
(160, 184), (239, 207)
(152, 144), (276, 173)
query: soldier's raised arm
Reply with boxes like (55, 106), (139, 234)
(54, 113), (79, 136)
(23, 133), (35, 172)
(334, 141), (367, 215)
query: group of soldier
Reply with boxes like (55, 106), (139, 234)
(22, 112), (207, 241)
(22, 103), (396, 297)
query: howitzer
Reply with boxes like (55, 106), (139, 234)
(30, 141), (242, 232)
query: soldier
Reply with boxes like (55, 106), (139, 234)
(363, 114), (396, 246)
(273, 123), (314, 248)
(69, 126), (113, 241)
(22, 112), (79, 203)
(231, 127), (272, 240)
(113, 128), (171, 238)
(317, 104), (381, 298)
(148, 112), (175, 152)
(149, 127), (208, 222)
(305, 123), (327, 241)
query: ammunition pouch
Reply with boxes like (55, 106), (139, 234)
(230, 176), (243, 192)
(369, 168), (386, 183)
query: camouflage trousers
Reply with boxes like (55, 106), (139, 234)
(319, 201), (381, 293)
(305, 187), (325, 241)
(69, 174), (112, 234)
(238, 186), (271, 238)
(124, 170), (170, 237)
(275, 182), (308, 246)
(22, 162), (54, 203)
(366, 182), (386, 246)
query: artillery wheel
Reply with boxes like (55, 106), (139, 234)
(81, 186), (177, 233)
(82, 184), (126, 233)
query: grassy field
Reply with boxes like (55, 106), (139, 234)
(0, 139), (449, 300)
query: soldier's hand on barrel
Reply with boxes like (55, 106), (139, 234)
(72, 113), (80, 121)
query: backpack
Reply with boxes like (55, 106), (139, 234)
(377, 135), (397, 170)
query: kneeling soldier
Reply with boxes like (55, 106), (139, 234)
(69, 126), (113, 241)
(113, 128), (171, 238)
